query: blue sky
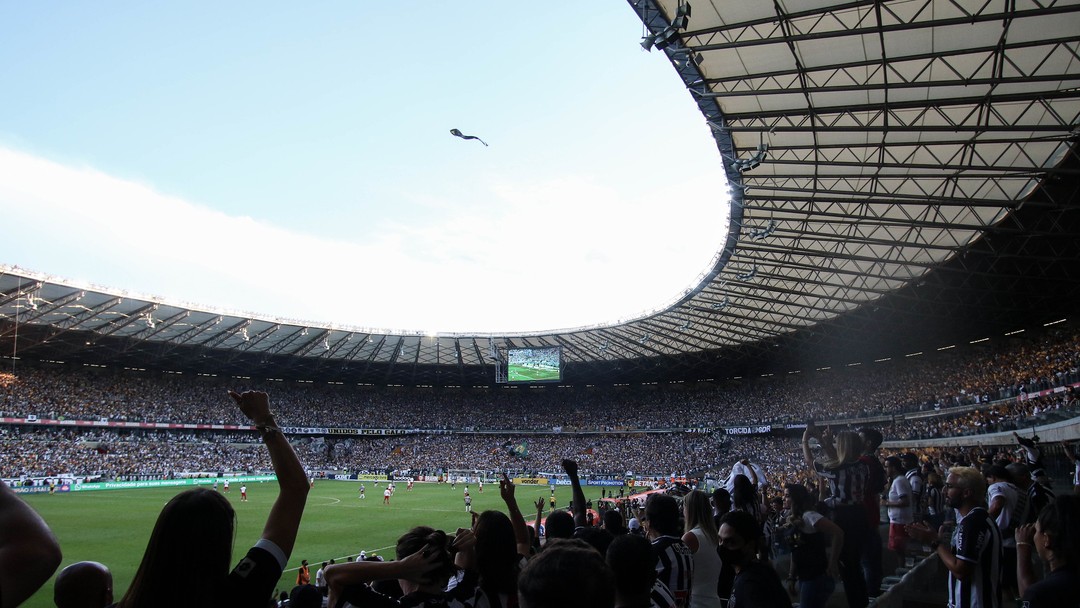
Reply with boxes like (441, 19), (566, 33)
(0, 2), (730, 333)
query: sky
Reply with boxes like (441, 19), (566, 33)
(0, 2), (730, 334)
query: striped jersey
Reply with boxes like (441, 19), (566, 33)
(814, 460), (868, 507)
(653, 535), (694, 608)
(949, 507), (1001, 608)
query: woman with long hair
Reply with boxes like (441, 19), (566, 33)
(801, 424), (870, 608)
(681, 490), (722, 608)
(459, 510), (522, 608)
(730, 475), (763, 525)
(117, 390), (310, 608)
(780, 484), (843, 608)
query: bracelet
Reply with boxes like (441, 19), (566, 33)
(256, 424), (282, 437)
(1016, 542), (1032, 548)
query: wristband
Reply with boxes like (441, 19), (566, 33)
(256, 424), (282, 437)
(1016, 541), (1032, 548)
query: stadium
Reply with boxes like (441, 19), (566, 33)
(2, 1), (1080, 608)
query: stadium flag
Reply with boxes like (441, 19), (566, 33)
(390, 445), (403, 456)
(503, 440), (528, 458)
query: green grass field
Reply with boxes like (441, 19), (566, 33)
(19, 480), (604, 607)
(507, 365), (560, 382)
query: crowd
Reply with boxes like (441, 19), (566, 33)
(1, 329), (1077, 432)
(7, 411), (1080, 608)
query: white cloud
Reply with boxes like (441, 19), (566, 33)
(0, 145), (729, 333)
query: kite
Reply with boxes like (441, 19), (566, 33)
(450, 128), (488, 147)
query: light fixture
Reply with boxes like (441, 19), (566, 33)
(732, 142), (769, 172)
(653, 26), (679, 51)
(672, 2), (692, 30)
(640, 34), (656, 51)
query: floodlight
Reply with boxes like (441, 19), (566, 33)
(641, 34), (656, 51)
(654, 27), (679, 51)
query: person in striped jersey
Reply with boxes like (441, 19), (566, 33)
(644, 494), (694, 608)
(908, 466), (1002, 608)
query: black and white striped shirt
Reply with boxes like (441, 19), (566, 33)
(950, 507), (1001, 608)
(652, 535), (694, 608)
(814, 460), (868, 507)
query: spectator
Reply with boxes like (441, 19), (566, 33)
(801, 425), (870, 608)
(606, 534), (672, 608)
(0, 478), (62, 608)
(1014, 496), (1080, 606)
(717, 510), (791, 608)
(882, 456), (913, 558)
(680, 490), (721, 608)
(115, 390), (309, 608)
(908, 466), (1002, 608)
(857, 426), (886, 597)
(985, 464), (1024, 599)
(644, 494), (694, 608)
(53, 561), (112, 608)
(325, 526), (473, 608)
(518, 539), (615, 608)
(780, 483), (842, 608)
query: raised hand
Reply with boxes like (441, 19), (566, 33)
(500, 472), (516, 503)
(562, 458), (579, 477)
(229, 390), (273, 425)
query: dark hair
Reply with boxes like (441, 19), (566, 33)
(475, 510), (519, 598)
(519, 539), (614, 608)
(544, 510), (575, 540)
(884, 456), (903, 471)
(644, 494), (680, 536)
(731, 475), (758, 513)
(395, 526), (457, 585)
(784, 483), (812, 519)
(983, 464), (1012, 483)
(601, 509), (625, 534)
(719, 510), (761, 543)
(1038, 495), (1079, 565)
(605, 534), (656, 599)
(289, 584), (321, 608)
(574, 526), (615, 555)
(858, 427), (883, 451)
(119, 489), (235, 608)
(711, 488), (732, 514)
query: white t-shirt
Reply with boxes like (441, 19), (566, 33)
(887, 475), (913, 524)
(726, 461), (755, 491)
(987, 481), (1018, 547)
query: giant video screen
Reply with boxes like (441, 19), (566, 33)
(507, 346), (562, 383)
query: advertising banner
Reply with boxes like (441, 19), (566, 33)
(512, 477), (549, 486)
(70, 475), (276, 492)
(586, 479), (626, 487)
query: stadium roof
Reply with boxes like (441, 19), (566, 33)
(2, 0), (1080, 386)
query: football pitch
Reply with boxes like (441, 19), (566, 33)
(18, 480), (601, 607)
(507, 365), (560, 382)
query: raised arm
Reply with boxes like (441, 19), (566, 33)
(0, 480), (62, 608)
(801, 424), (817, 472)
(326, 547), (444, 608)
(500, 473), (532, 556)
(230, 390), (310, 558)
(563, 459), (587, 527)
